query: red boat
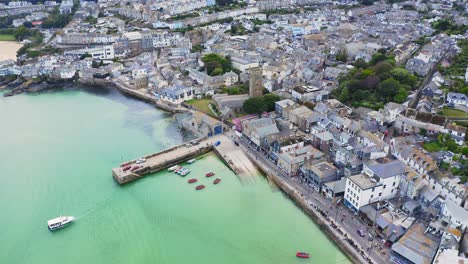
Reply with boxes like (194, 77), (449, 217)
(213, 178), (221, 184)
(296, 252), (310, 259)
(188, 178), (198, 184)
(122, 165), (131, 172)
(130, 165), (140, 172)
(196, 185), (205, 190)
(206, 172), (215, 177)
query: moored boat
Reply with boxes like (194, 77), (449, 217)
(47, 216), (75, 231)
(188, 178), (198, 184)
(196, 185), (205, 190)
(296, 252), (310, 259)
(205, 172), (215, 177)
(168, 165), (180, 171)
(179, 168), (191, 176)
(174, 166), (184, 173)
(187, 158), (196, 164)
(213, 178), (221, 184)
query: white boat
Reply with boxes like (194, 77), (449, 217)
(135, 158), (146, 164)
(180, 169), (191, 176)
(187, 158), (196, 164)
(48, 216), (75, 231)
(168, 165), (180, 171)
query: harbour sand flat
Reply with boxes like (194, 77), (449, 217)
(0, 41), (22, 61)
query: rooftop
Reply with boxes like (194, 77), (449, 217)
(349, 174), (379, 190)
(391, 223), (439, 264)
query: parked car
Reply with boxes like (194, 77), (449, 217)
(357, 229), (365, 237)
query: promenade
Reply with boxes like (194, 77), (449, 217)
(227, 130), (391, 264)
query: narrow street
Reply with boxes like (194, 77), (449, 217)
(227, 131), (391, 264)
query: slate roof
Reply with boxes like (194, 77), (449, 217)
(391, 223), (439, 264)
(368, 160), (406, 179)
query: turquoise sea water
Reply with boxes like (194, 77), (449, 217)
(0, 87), (350, 264)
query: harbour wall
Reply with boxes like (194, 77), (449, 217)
(112, 135), (244, 185)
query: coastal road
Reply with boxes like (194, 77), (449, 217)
(227, 131), (391, 264)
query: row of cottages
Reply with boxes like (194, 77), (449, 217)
(390, 137), (438, 176)
(277, 145), (324, 176)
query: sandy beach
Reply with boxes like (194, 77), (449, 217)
(0, 41), (22, 61)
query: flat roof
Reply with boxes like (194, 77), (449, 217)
(349, 174), (379, 190)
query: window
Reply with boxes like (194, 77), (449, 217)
(383, 185), (386, 189)
(372, 187), (375, 192)
(379, 192), (382, 197)
(393, 182), (396, 186)
(370, 195), (374, 199)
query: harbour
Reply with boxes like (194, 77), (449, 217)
(0, 89), (350, 264)
(112, 134), (259, 184)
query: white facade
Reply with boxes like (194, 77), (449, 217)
(64, 46), (115, 60)
(344, 161), (404, 211)
(429, 177), (465, 206)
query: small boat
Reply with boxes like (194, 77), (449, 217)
(176, 167), (185, 174)
(296, 252), (310, 259)
(168, 165), (180, 172)
(205, 172), (215, 177)
(213, 178), (221, 184)
(187, 158), (196, 164)
(180, 169), (191, 176)
(196, 185), (205, 190)
(47, 216), (75, 231)
(130, 165), (141, 172)
(188, 178), (198, 184)
(122, 165), (131, 172)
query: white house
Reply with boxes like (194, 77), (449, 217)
(159, 85), (194, 105)
(440, 200), (468, 229)
(64, 45), (115, 60)
(447, 92), (468, 107)
(344, 160), (406, 212)
(446, 123), (466, 145)
(429, 176), (465, 206)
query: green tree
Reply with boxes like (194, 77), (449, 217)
(243, 97), (266, 114)
(394, 87), (409, 103)
(353, 58), (368, 69)
(462, 147), (468, 156)
(263, 93), (281, 111)
(339, 87), (349, 102)
(212, 67), (224, 76)
(201, 53), (232, 76)
(336, 50), (347, 63)
(377, 78), (400, 101)
(390, 68), (417, 88)
(370, 52), (387, 65)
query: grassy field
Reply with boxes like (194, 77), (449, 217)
(185, 98), (213, 115)
(439, 107), (468, 118)
(0, 34), (16, 41)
